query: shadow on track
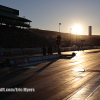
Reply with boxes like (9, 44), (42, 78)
(0, 58), (59, 100)
(60, 56), (75, 59)
(60, 53), (76, 59)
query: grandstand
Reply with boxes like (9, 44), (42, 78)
(0, 5), (50, 48)
(0, 5), (31, 28)
(29, 28), (100, 47)
(0, 25), (51, 48)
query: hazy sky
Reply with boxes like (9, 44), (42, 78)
(1, 0), (100, 35)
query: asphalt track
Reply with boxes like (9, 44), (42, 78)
(0, 49), (100, 100)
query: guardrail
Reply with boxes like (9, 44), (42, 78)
(0, 48), (42, 56)
(0, 46), (100, 56)
(0, 54), (61, 67)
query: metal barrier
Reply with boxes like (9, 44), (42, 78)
(1, 46), (100, 56)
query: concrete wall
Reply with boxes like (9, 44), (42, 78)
(0, 46), (100, 56)
(0, 48), (42, 56)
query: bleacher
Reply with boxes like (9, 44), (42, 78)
(0, 25), (50, 48)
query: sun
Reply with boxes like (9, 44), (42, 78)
(72, 24), (82, 35)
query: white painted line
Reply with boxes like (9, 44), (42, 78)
(63, 73), (100, 100)
(85, 85), (100, 100)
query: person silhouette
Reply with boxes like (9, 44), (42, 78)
(42, 45), (46, 56)
(48, 44), (52, 55)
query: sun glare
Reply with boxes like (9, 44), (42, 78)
(72, 24), (82, 35)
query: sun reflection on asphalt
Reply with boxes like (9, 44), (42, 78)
(71, 69), (86, 72)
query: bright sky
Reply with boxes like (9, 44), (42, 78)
(1, 0), (100, 35)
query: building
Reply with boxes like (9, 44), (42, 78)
(89, 26), (92, 38)
(0, 5), (32, 28)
